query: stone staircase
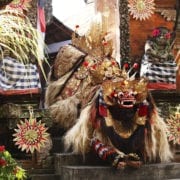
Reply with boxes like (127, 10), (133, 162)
(60, 163), (180, 180)
(28, 168), (59, 180)
(28, 137), (180, 180)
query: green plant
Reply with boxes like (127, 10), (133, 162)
(0, 145), (26, 180)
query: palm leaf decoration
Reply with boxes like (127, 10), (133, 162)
(0, 10), (47, 80)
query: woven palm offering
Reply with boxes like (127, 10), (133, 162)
(0, 9), (47, 79)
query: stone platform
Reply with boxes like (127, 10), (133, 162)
(29, 152), (180, 180)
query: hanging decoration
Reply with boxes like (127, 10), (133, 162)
(166, 113), (180, 145)
(128, 0), (155, 21)
(6, 0), (32, 12)
(13, 106), (50, 153)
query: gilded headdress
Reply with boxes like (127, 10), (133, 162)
(71, 13), (114, 60)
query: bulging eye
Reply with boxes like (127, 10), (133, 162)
(129, 91), (137, 97)
(118, 92), (124, 98)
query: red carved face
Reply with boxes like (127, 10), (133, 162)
(102, 79), (148, 108)
(114, 90), (136, 108)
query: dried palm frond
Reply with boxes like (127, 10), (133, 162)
(0, 10), (48, 80)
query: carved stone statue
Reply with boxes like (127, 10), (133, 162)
(140, 27), (177, 89)
(144, 27), (175, 63)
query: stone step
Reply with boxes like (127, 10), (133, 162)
(29, 168), (55, 174)
(30, 174), (61, 180)
(60, 163), (180, 180)
(54, 152), (108, 174)
(51, 137), (64, 153)
(28, 168), (58, 180)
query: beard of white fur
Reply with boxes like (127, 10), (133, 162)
(45, 71), (72, 107)
(49, 95), (80, 129)
(61, 93), (173, 163)
(145, 108), (173, 162)
(63, 104), (93, 156)
(63, 104), (173, 163)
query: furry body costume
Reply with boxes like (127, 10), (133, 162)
(45, 44), (173, 168)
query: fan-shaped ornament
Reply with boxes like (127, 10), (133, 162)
(13, 107), (49, 153)
(128, 0), (155, 21)
(13, 118), (49, 153)
(166, 113), (180, 145)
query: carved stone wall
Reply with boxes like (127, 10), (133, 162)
(119, 0), (130, 62)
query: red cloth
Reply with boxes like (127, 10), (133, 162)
(99, 105), (107, 117)
(147, 83), (176, 90)
(38, 6), (46, 33)
(0, 88), (40, 95)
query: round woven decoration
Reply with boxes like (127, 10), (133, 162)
(13, 118), (49, 153)
(166, 113), (180, 145)
(128, 0), (155, 21)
